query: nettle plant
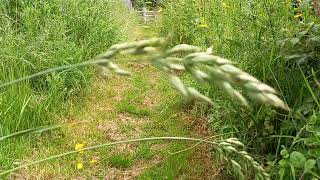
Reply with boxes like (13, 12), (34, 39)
(0, 38), (289, 179)
(278, 111), (320, 180)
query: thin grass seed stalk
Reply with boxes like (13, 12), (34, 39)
(0, 136), (270, 180)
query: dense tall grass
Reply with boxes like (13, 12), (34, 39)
(1, 0), (319, 178)
(159, 0), (320, 178)
(0, 0), (135, 169)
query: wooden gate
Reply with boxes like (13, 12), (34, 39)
(137, 8), (156, 23)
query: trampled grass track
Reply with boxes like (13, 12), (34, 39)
(15, 25), (222, 179)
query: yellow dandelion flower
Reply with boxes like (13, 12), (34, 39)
(77, 162), (84, 170)
(199, 23), (209, 28)
(199, 17), (209, 28)
(90, 159), (98, 164)
(75, 143), (85, 154)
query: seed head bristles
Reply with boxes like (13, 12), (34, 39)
(169, 75), (189, 98)
(167, 63), (186, 71)
(109, 38), (164, 51)
(169, 75), (213, 104)
(166, 44), (202, 55)
(95, 38), (165, 60)
(190, 70), (210, 82)
(219, 82), (249, 107)
(152, 57), (172, 72)
(187, 87), (214, 105)
(184, 53), (232, 66)
(160, 49), (288, 110)
(166, 57), (184, 63)
(217, 138), (271, 180)
(206, 46), (213, 54)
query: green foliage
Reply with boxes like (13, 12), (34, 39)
(135, 144), (154, 160)
(0, 0), (131, 170)
(137, 148), (190, 179)
(117, 100), (151, 117)
(279, 148), (319, 179)
(159, 0), (200, 45)
(159, 0), (320, 179)
(106, 153), (135, 169)
(280, 22), (320, 107)
(278, 111), (320, 179)
(276, 23), (320, 179)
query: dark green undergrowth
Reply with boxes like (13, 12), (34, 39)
(0, 0), (131, 170)
(159, 0), (320, 179)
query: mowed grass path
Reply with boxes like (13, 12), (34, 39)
(17, 25), (220, 179)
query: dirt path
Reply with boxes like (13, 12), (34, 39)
(17, 25), (221, 179)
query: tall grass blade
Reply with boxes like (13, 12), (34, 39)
(0, 125), (63, 142)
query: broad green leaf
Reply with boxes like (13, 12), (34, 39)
(304, 159), (316, 173)
(290, 151), (306, 168)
